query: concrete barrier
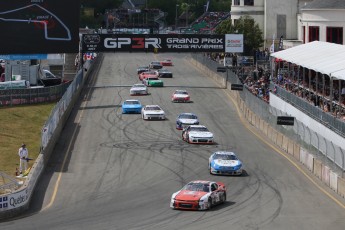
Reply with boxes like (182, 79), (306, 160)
(321, 165), (330, 186)
(282, 135), (289, 152)
(314, 159), (323, 179)
(287, 140), (294, 155)
(330, 171), (338, 192)
(338, 177), (345, 198)
(293, 143), (300, 161)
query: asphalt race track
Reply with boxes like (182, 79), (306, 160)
(1, 53), (345, 229)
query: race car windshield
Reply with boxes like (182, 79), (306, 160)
(125, 101), (140, 105)
(144, 71), (156, 75)
(148, 78), (159, 80)
(146, 106), (161, 110)
(184, 183), (210, 192)
(190, 127), (208, 132)
(175, 91), (188, 95)
(133, 84), (145, 87)
(214, 154), (238, 160)
(179, 114), (197, 119)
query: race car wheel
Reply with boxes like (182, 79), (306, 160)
(208, 198), (213, 210)
(220, 192), (226, 203)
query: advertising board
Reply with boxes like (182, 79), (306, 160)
(82, 34), (225, 53)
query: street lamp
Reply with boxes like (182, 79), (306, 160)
(175, 4), (179, 30)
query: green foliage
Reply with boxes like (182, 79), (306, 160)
(215, 15), (264, 55)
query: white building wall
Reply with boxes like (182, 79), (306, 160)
(301, 10), (345, 43)
(265, 0), (298, 41)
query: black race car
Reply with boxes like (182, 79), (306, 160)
(156, 68), (173, 78)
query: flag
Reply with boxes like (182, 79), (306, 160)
(270, 42), (275, 53)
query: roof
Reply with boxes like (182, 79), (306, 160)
(302, 0), (345, 10)
(270, 41), (345, 80)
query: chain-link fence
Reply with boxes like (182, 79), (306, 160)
(191, 53), (345, 172)
(0, 83), (71, 107)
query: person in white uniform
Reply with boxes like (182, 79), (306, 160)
(18, 143), (29, 174)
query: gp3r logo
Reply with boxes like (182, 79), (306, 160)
(104, 38), (162, 49)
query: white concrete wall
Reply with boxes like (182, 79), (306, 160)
(270, 93), (345, 151)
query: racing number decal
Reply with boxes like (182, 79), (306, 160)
(132, 38), (145, 49)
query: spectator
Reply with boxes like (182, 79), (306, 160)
(18, 143), (29, 175)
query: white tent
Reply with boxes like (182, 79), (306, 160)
(271, 41), (345, 80)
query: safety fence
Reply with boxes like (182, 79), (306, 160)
(0, 83), (71, 107)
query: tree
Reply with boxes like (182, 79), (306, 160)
(215, 15), (264, 55)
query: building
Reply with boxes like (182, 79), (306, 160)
(298, 0), (345, 47)
(230, 0), (345, 48)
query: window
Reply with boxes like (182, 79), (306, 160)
(309, 26), (319, 42)
(233, 0), (240, 5)
(326, 27), (343, 45)
(244, 0), (254, 6)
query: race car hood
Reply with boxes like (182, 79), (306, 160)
(175, 190), (208, 201)
(144, 110), (164, 115)
(213, 159), (241, 167)
(188, 131), (213, 138)
(178, 118), (198, 124)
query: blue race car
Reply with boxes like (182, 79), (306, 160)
(176, 113), (199, 130)
(209, 151), (243, 175)
(122, 99), (142, 114)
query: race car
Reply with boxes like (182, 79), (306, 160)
(121, 99), (142, 114)
(139, 71), (158, 81)
(170, 180), (226, 210)
(149, 61), (163, 69)
(176, 113), (199, 130)
(143, 77), (164, 87)
(171, 89), (190, 102)
(130, 83), (148, 95)
(141, 105), (165, 120)
(160, 59), (173, 66)
(209, 151), (243, 176)
(137, 66), (150, 74)
(182, 125), (214, 144)
(156, 68), (173, 78)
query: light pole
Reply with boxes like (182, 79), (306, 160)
(175, 4), (179, 30)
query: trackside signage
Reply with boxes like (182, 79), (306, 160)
(277, 116), (295, 126)
(0, 189), (28, 211)
(82, 34), (225, 53)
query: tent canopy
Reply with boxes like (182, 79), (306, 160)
(271, 41), (345, 80)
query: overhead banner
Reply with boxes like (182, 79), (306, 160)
(0, 0), (80, 54)
(82, 34), (226, 53)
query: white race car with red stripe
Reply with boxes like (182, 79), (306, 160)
(170, 180), (226, 210)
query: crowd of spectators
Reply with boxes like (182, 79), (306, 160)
(192, 12), (230, 33)
(271, 67), (345, 120)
